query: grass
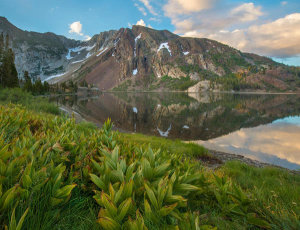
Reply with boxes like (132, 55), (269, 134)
(0, 89), (299, 229)
(0, 87), (60, 115)
(118, 133), (209, 159)
(219, 161), (300, 229)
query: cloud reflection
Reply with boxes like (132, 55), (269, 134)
(196, 117), (300, 170)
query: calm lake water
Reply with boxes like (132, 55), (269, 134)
(51, 92), (300, 170)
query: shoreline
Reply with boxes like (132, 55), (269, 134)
(59, 105), (299, 174)
(204, 149), (299, 174)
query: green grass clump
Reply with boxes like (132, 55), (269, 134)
(0, 88), (60, 115)
(118, 133), (209, 159)
(0, 98), (299, 229)
(220, 161), (300, 229)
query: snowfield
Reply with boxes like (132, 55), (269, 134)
(157, 42), (172, 56)
(66, 44), (96, 60)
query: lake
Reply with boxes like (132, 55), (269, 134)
(51, 92), (300, 170)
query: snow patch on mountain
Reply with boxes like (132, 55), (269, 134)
(66, 44), (96, 60)
(157, 42), (172, 56)
(97, 47), (108, 57)
(134, 33), (142, 57)
(43, 72), (67, 82)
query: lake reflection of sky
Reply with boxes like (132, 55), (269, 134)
(196, 116), (300, 170)
(52, 93), (300, 170)
(273, 116), (300, 126)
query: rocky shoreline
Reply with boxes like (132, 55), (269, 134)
(203, 149), (300, 174)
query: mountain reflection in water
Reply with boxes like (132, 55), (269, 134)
(51, 92), (300, 170)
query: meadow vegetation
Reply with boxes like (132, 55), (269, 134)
(0, 89), (299, 229)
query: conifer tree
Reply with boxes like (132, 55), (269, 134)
(23, 71), (33, 92)
(33, 78), (43, 94)
(1, 48), (19, 87)
(0, 34), (19, 88)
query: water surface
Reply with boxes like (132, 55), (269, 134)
(51, 92), (300, 170)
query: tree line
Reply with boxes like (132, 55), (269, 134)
(0, 33), (50, 94)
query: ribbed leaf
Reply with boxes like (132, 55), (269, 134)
(125, 162), (136, 182)
(97, 216), (121, 230)
(144, 199), (152, 219)
(91, 159), (102, 174)
(154, 163), (170, 177)
(101, 192), (118, 216)
(111, 147), (119, 163)
(109, 184), (115, 201)
(116, 198), (132, 222)
(144, 183), (158, 210)
(54, 184), (76, 198)
(174, 184), (200, 193)
(122, 180), (134, 199)
(90, 173), (106, 190)
(159, 203), (178, 217)
(114, 183), (124, 205)
(142, 159), (153, 180)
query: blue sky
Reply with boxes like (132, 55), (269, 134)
(0, 0), (299, 66)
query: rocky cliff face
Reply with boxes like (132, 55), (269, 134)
(0, 17), (117, 81)
(1, 17), (299, 91)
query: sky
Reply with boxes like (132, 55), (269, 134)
(0, 0), (299, 66)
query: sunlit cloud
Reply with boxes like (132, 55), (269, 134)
(135, 19), (152, 28)
(69, 21), (83, 36)
(202, 13), (300, 58)
(138, 0), (158, 16)
(230, 3), (263, 22)
(68, 21), (91, 41)
(136, 19), (146, 27)
(134, 3), (147, 16)
(162, 0), (300, 59)
(164, 0), (216, 16)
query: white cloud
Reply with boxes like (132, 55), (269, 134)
(136, 19), (146, 27)
(69, 21), (83, 36)
(68, 21), (91, 41)
(138, 0), (158, 16)
(184, 13), (300, 58)
(281, 1), (288, 6)
(230, 3), (263, 22)
(135, 19), (152, 28)
(162, 0), (299, 59)
(164, 0), (216, 16)
(172, 2), (263, 34)
(134, 3), (147, 16)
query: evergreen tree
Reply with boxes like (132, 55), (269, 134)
(0, 33), (3, 54)
(0, 34), (19, 88)
(1, 48), (19, 88)
(43, 81), (50, 93)
(0, 33), (4, 86)
(23, 71), (33, 92)
(33, 78), (43, 94)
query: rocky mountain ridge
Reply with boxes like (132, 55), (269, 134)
(1, 16), (299, 91)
